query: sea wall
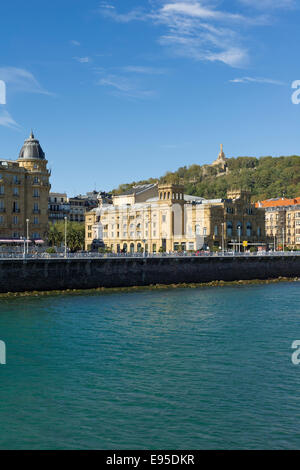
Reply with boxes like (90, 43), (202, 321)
(0, 256), (300, 293)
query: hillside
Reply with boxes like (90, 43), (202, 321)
(112, 156), (300, 201)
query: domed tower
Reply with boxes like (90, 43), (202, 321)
(17, 131), (51, 241)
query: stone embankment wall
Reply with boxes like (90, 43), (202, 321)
(0, 256), (299, 293)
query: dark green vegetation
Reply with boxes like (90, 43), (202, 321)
(113, 156), (300, 201)
(48, 222), (85, 252)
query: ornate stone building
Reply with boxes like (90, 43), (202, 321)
(0, 131), (51, 241)
(85, 184), (265, 252)
(256, 197), (300, 249)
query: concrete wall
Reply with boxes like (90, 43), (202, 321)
(0, 256), (300, 293)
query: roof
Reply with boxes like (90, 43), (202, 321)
(256, 197), (300, 208)
(18, 131), (45, 160)
(115, 183), (157, 197)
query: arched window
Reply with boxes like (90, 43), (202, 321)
(246, 222), (252, 237)
(137, 243), (142, 252)
(130, 243), (134, 253)
(227, 222), (233, 237)
(123, 243), (127, 253)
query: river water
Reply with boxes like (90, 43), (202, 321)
(0, 282), (299, 449)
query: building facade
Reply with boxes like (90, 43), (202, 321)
(257, 197), (300, 249)
(85, 184), (265, 252)
(48, 193), (70, 224)
(0, 131), (51, 241)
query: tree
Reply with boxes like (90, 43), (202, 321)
(48, 223), (63, 247)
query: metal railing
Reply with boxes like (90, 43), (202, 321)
(0, 251), (299, 260)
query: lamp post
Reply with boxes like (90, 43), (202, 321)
(26, 218), (29, 254)
(142, 238), (146, 258)
(222, 222), (225, 255)
(21, 236), (26, 259)
(237, 225), (241, 253)
(64, 216), (68, 258)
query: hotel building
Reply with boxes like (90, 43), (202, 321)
(0, 131), (51, 242)
(85, 184), (265, 252)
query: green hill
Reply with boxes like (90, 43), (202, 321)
(112, 155), (300, 201)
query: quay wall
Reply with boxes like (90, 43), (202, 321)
(0, 256), (300, 293)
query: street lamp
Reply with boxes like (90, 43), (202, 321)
(222, 222), (225, 255)
(142, 238), (146, 258)
(21, 236), (26, 259)
(26, 218), (29, 254)
(237, 225), (241, 253)
(64, 216), (68, 258)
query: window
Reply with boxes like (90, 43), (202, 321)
(0, 185), (4, 195)
(34, 217), (39, 225)
(162, 215), (166, 222)
(0, 216), (3, 224)
(13, 176), (19, 184)
(246, 222), (252, 237)
(227, 222), (233, 237)
(33, 203), (39, 213)
(13, 232), (20, 238)
(33, 176), (39, 184)
(88, 232), (92, 238)
(203, 227), (207, 236)
(13, 202), (19, 213)
(33, 189), (39, 197)
(214, 225), (218, 236)
(13, 187), (19, 196)
(13, 216), (18, 225)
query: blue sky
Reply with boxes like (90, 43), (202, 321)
(0, 0), (299, 195)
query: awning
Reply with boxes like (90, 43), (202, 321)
(0, 239), (33, 244)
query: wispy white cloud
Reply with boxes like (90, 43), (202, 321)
(73, 56), (91, 63)
(98, 1), (291, 68)
(97, 73), (156, 99)
(122, 65), (167, 74)
(238, 0), (295, 9)
(230, 76), (286, 85)
(70, 40), (81, 46)
(0, 110), (21, 129)
(0, 67), (52, 95)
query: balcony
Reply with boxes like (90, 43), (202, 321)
(12, 209), (20, 213)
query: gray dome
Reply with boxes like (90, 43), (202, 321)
(19, 131), (45, 160)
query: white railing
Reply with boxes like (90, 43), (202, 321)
(0, 251), (299, 260)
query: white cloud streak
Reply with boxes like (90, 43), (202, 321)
(230, 76), (286, 85)
(99, 0), (291, 68)
(0, 110), (21, 129)
(97, 73), (156, 99)
(0, 67), (52, 95)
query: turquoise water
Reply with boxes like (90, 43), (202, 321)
(0, 282), (300, 450)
